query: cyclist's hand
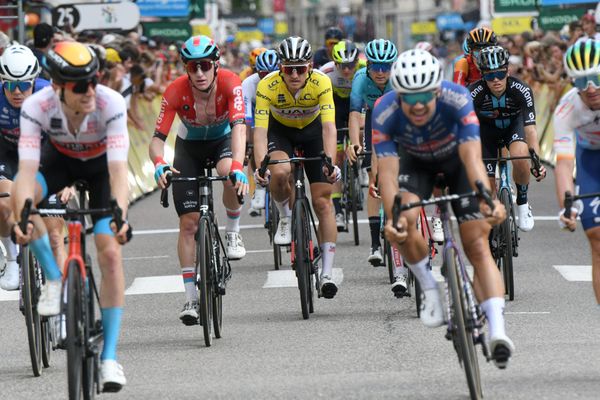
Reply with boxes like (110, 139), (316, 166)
(231, 169), (249, 196)
(254, 168), (271, 187)
(481, 199), (506, 225)
(345, 144), (362, 165)
(154, 162), (178, 189)
(324, 165), (341, 183)
(11, 221), (33, 245)
(368, 182), (380, 199)
(58, 186), (76, 204)
(531, 164), (547, 182)
(384, 216), (408, 245)
(111, 220), (133, 245)
(558, 208), (578, 232)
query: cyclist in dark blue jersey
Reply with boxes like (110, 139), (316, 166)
(373, 49), (514, 369)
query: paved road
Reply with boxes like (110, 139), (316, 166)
(2, 169), (600, 399)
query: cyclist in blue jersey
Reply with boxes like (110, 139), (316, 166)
(373, 49), (514, 369)
(0, 44), (50, 290)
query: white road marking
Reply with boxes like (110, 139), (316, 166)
(505, 311), (551, 315)
(124, 275), (183, 295)
(246, 249), (275, 254)
(553, 265), (591, 281)
(263, 268), (344, 288)
(123, 255), (170, 261)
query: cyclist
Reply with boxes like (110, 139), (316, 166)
(374, 49), (514, 368)
(454, 27), (497, 87)
(554, 39), (600, 304)
(469, 45), (546, 231)
(253, 36), (341, 298)
(243, 49), (280, 216)
(0, 44), (50, 290)
(320, 40), (361, 229)
(12, 41), (131, 391)
(150, 35), (249, 325)
(239, 47), (267, 81)
(312, 27), (344, 69)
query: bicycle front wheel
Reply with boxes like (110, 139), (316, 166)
(445, 247), (483, 400)
(66, 260), (84, 399)
(498, 188), (514, 301)
(21, 247), (43, 376)
(293, 200), (311, 320)
(349, 165), (360, 246)
(197, 217), (213, 347)
(212, 227), (224, 339)
(384, 240), (395, 284)
(269, 195), (282, 270)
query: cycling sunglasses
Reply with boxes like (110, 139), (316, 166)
(64, 76), (98, 94)
(258, 71), (270, 79)
(326, 39), (339, 47)
(369, 62), (392, 73)
(336, 61), (357, 70)
(399, 91), (436, 106)
(186, 60), (214, 74)
(573, 74), (600, 91)
(483, 70), (508, 81)
(3, 80), (33, 93)
(281, 64), (309, 75)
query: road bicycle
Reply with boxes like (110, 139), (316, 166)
(338, 132), (362, 245)
(564, 190), (600, 221)
(264, 182), (284, 270)
(160, 163), (242, 346)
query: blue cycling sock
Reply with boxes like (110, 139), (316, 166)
(101, 307), (123, 361)
(30, 234), (61, 281)
(516, 184), (528, 206)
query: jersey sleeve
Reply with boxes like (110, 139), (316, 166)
(18, 96), (44, 162)
(104, 93), (130, 162)
(242, 77), (255, 126)
(223, 72), (245, 125)
(318, 75), (335, 124)
(372, 96), (399, 158)
(254, 79), (271, 130)
(349, 72), (365, 113)
(155, 83), (179, 137)
(453, 57), (468, 86)
(518, 81), (536, 126)
(450, 86), (480, 144)
(553, 101), (576, 160)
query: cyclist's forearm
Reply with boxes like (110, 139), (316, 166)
(109, 161), (130, 217)
(348, 111), (362, 146)
(149, 136), (166, 163)
(524, 125), (540, 153)
(458, 140), (491, 192)
(253, 127), (268, 166)
(12, 160), (38, 220)
(554, 158), (575, 208)
(377, 156), (399, 219)
(230, 123), (246, 168)
(322, 121), (337, 159)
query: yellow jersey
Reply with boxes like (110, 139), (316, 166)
(254, 69), (335, 130)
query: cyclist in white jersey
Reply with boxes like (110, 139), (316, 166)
(12, 41), (131, 392)
(554, 39), (600, 304)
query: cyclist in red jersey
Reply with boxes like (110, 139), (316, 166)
(149, 35), (249, 326)
(453, 27), (497, 86)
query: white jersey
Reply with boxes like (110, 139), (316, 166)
(19, 84), (129, 162)
(242, 72), (261, 127)
(320, 61), (353, 99)
(553, 87), (600, 160)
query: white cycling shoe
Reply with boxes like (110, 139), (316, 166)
(517, 203), (534, 232)
(226, 232), (246, 260)
(274, 217), (291, 245)
(37, 280), (62, 316)
(100, 360), (127, 392)
(0, 259), (19, 290)
(489, 334), (515, 369)
(419, 287), (445, 328)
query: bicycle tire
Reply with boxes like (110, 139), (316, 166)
(212, 225), (223, 339)
(82, 269), (97, 400)
(41, 317), (52, 368)
(445, 247), (483, 400)
(270, 196), (282, 270)
(293, 200), (311, 320)
(350, 165), (359, 246)
(384, 240), (395, 284)
(21, 247), (43, 376)
(66, 260), (84, 400)
(197, 217), (213, 347)
(499, 188), (515, 301)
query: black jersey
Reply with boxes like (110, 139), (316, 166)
(469, 77), (536, 129)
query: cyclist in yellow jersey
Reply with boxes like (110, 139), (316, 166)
(254, 36), (341, 298)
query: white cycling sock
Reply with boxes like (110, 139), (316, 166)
(391, 244), (407, 277)
(481, 297), (506, 339)
(181, 267), (198, 302)
(407, 256), (437, 290)
(320, 242), (335, 277)
(275, 198), (292, 218)
(1, 236), (17, 261)
(225, 206), (242, 233)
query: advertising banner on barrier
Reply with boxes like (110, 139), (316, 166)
(143, 21), (192, 42)
(494, 0), (538, 13)
(52, 2), (140, 32)
(137, 0), (190, 18)
(492, 16), (534, 35)
(411, 21), (438, 36)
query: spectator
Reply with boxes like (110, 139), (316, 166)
(577, 12), (600, 42)
(568, 20), (584, 45)
(31, 23), (58, 75)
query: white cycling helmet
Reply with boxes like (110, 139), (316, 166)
(0, 44), (40, 81)
(390, 49), (442, 94)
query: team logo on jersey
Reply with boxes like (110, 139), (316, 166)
(277, 94), (286, 103)
(50, 118), (62, 129)
(461, 111), (479, 126)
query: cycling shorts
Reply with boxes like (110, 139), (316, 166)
(480, 117), (526, 177)
(0, 141), (18, 181)
(363, 110), (373, 170)
(576, 147), (600, 231)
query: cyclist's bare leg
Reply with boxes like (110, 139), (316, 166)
(508, 141), (530, 187)
(267, 150), (292, 203)
(0, 179), (14, 237)
(586, 227), (600, 303)
(178, 212), (199, 267)
(332, 143), (344, 216)
(95, 234), (125, 307)
(46, 217), (67, 268)
(396, 192), (429, 264)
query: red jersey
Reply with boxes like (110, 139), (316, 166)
(453, 55), (481, 87)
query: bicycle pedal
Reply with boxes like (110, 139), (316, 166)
(218, 287), (226, 295)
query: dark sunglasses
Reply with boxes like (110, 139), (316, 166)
(281, 64), (309, 75)
(399, 91), (436, 106)
(336, 61), (357, 70)
(64, 76), (98, 94)
(186, 60), (214, 74)
(258, 71), (270, 79)
(483, 70), (508, 81)
(3, 80), (33, 93)
(369, 62), (392, 73)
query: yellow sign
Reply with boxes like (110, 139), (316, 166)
(275, 21), (288, 35)
(192, 24), (212, 36)
(492, 16), (533, 35)
(411, 21), (437, 35)
(235, 30), (264, 42)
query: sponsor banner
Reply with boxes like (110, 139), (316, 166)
(136, 0), (189, 18)
(142, 21), (192, 42)
(235, 29), (264, 42)
(492, 15), (533, 35)
(275, 21), (288, 35)
(258, 18), (275, 35)
(539, 7), (585, 30)
(51, 2), (140, 32)
(436, 13), (464, 31)
(411, 21), (438, 35)
(192, 24), (212, 36)
(494, 0), (538, 13)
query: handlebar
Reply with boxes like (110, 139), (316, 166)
(563, 191), (600, 219)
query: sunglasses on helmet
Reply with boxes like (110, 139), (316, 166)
(64, 76), (98, 94)
(483, 70), (508, 81)
(399, 91), (436, 106)
(573, 74), (600, 91)
(336, 61), (357, 70)
(281, 64), (309, 75)
(369, 62), (392, 73)
(3, 80), (34, 93)
(185, 60), (214, 74)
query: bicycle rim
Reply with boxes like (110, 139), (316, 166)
(22, 247), (43, 376)
(499, 189), (514, 301)
(445, 248), (483, 400)
(350, 166), (359, 245)
(66, 261), (84, 399)
(197, 218), (213, 347)
(293, 201), (310, 320)
(385, 240), (395, 284)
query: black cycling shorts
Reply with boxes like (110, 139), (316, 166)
(173, 135), (232, 216)
(480, 117), (526, 177)
(398, 146), (482, 224)
(267, 115), (328, 185)
(0, 137), (18, 181)
(334, 95), (350, 143)
(363, 110), (373, 170)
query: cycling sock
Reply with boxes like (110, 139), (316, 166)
(390, 245), (406, 277)
(181, 266), (197, 302)
(101, 307), (123, 361)
(516, 184), (528, 205)
(407, 256), (436, 290)
(332, 196), (342, 215)
(368, 216), (381, 249)
(30, 234), (61, 281)
(480, 297), (506, 338)
(321, 242), (335, 277)
(1, 236), (18, 261)
(275, 198), (292, 218)
(225, 206), (242, 232)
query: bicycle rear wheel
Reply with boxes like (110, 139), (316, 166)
(498, 188), (514, 301)
(349, 165), (359, 246)
(197, 217), (213, 347)
(21, 247), (43, 376)
(269, 194), (282, 270)
(41, 316), (52, 368)
(384, 240), (395, 284)
(445, 247), (483, 400)
(293, 200), (311, 320)
(66, 260), (85, 400)
(82, 268), (97, 399)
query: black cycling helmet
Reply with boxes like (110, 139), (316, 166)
(467, 27), (498, 51)
(477, 46), (510, 71)
(44, 41), (99, 83)
(325, 27), (344, 42)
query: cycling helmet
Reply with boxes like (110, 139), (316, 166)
(415, 41), (433, 53)
(390, 49), (443, 94)
(278, 36), (312, 63)
(332, 40), (358, 63)
(249, 47), (267, 68)
(462, 38), (470, 55)
(477, 46), (509, 71)
(365, 39), (398, 63)
(325, 27), (344, 41)
(255, 49), (279, 72)
(564, 39), (600, 78)
(44, 41), (99, 83)
(180, 35), (220, 62)
(467, 27), (497, 50)
(0, 44), (40, 81)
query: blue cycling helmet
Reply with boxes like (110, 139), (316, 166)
(462, 38), (470, 55)
(180, 35), (220, 62)
(365, 39), (398, 63)
(255, 49), (279, 72)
